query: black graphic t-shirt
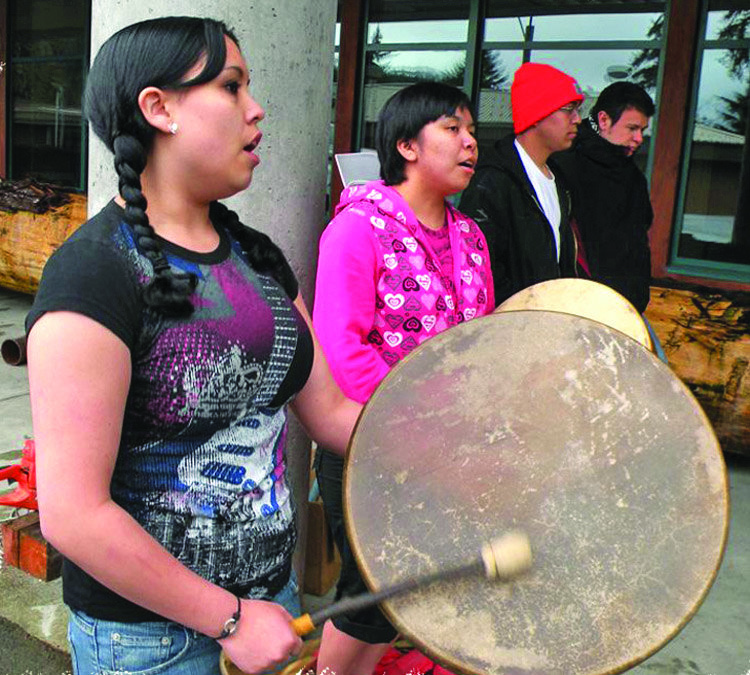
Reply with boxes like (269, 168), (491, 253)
(27, 200), (314, 621)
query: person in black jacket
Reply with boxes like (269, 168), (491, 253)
(552, 81), (655, 314)
(459, 62), (584, 306)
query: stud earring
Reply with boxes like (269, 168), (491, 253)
(168, 122), (179, 135)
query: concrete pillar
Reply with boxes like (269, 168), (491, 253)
(88, 0), (338, 576)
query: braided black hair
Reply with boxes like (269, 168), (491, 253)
(112, 132), (196, 316)
(84, 17), (292, 317)
(209, 201), (296, 294)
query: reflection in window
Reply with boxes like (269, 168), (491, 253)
(476, 51), (522, 147)
(9, 0), (88, 190)
(362, 50), (467, 148)
(676, 11), (750, 270)
(484, 12), (660, 42)
(368, 21), (468, 44)
(706, 7), (750, 39)
(482, 10), (664, 99)
(485, 13), (663, 42)
(356, 0), (666, 170)
(533, 49), (657, 99)
(366, 50), (466, 85)
(483, 17), (532, 42)
(476, 46), (658, 167)
(475, 6), (664, 167)
(359, 0), (472, 149)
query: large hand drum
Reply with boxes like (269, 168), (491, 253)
(496, 278), (654, 352)
(344, 311), (728, 675)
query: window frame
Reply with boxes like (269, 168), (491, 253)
(3, 0), (90, 192)
(666, 1), (750, 284)
(356, 0), (474, 149)
(334, 0), (749, 292)
(355, 1), (667, 163)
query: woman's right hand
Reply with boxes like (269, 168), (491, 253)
(220, 599), (303, 674)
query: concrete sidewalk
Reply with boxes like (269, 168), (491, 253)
(1, 288), (70, 673)
(2, 285), (749, 675)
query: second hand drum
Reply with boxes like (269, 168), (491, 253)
(495, 278), (654, 352)
(344, 310), (728, 675)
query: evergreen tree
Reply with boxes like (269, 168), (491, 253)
(440, 58), (466, 87)
(628, 15), (663, 92)
(717, 85), (749, 135)
(436, 51), (509, 90)
(366, 25), (391, 79)
(629, 10), (750, 95)
(718, 10), (750, 79)
(480, 51), (509, 90)
(716, 11), (749, 136)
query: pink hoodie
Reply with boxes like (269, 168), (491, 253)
(313, 180), (494, 404)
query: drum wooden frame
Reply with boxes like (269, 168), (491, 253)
(344, 311), (728, 675)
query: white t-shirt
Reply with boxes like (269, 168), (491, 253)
(515, 139), (562, 261)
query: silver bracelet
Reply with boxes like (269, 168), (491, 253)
(216, 595), (241, 640)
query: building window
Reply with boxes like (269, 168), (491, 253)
(360, 0), (472, 149)
(7, 0), (89, 190)
(478, 2), (666, 171)
(672, 2), (750, 280)
(356, 0), (666, 177)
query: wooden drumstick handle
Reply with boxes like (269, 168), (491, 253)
(291, 614), (316, 636)
(290, 531), (532, 636)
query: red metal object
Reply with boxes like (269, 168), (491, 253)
(0, 438), (38, 510)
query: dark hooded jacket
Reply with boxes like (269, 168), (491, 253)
(459, 133), (578, 307)
(552, 118), (653, 313)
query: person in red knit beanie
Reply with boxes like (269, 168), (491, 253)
(460, 62), (585, 305)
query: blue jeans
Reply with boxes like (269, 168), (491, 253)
(68, 574), (300, 675)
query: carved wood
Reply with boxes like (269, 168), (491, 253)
(0, 193), (87, 294)
(646, 285), (750, 455)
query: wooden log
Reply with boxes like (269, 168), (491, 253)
(1, 512), (62, 581)
(0, 193), (87, 295)
(645, 285), (750, 456)
(19, 516), (63, 581)
(1, 512), (38, 567)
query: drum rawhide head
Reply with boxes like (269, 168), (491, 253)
(345, 310), (728, 675)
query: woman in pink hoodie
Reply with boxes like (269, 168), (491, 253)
(312, 82), (494, 675)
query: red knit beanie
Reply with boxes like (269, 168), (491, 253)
(511, 62), (584, 134)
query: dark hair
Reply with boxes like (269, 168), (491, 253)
(591, 81), (655, 126)
(375, 81), (474, 186)
(85, 17), (289, 317)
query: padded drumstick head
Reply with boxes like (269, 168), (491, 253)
(480, 531), (532, 580)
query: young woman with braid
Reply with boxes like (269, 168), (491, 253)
(25, 17), (360, 675)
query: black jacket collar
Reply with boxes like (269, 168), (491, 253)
(574, 118), (634, 170)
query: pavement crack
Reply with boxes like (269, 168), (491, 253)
(0, 392), (29, 403)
